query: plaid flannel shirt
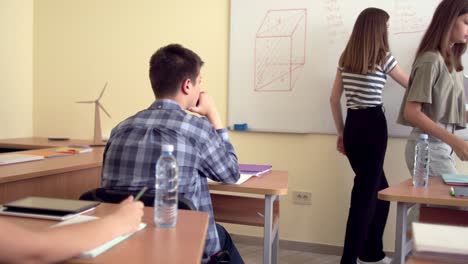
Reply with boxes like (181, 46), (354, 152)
(102, 99), (240, 262)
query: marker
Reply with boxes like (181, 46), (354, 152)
(134, 186), (148, 201)
(450, 186), (455, 197)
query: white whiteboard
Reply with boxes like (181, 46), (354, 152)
(229, 0), (468, 137)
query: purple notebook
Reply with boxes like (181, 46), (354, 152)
(239, 164), (272, 176)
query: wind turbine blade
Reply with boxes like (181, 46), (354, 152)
(76, 100), (95, 103)
(97, 101), (111, 118)
(98, 82), (108, 101)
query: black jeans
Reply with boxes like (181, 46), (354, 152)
(340, 106), (390, 264)
(215, 224), (244, 264)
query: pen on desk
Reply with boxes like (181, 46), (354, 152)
(450, 186), (455, 197)
(134, 186), (148, 201)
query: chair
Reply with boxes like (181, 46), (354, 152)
(79, 188), (195, 210)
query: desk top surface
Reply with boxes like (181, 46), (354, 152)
(0, 147), (105, 183)
(378, 177), (468, 207)
(0, 138), (288, 195)
(208, 170), (289, 195)
(0, 137), (95, 149)
(1, 203), (208, 264)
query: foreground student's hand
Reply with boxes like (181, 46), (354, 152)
(108, 196), (144, 234)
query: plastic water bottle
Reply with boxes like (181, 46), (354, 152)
(413, 134), (430, 187)
(154, 144), (179, 228)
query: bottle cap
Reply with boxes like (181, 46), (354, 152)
(162, 144), (174, 152)
(420, 134), (428, 140)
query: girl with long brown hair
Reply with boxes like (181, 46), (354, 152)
(399, 0), (468, 176)
(330, 7), (408, 264)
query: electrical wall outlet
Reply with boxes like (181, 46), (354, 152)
(293, 191), (312, 205)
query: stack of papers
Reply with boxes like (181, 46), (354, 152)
(412, 222), (468, 263)
(442, 174), (468, 186)
(53, 215), (147, 258)
(0, 153), (44, 165)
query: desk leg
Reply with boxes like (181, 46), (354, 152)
(263, 195), (278, 264)
(272, 201), (279, 264)
(394, 202), (413, 264)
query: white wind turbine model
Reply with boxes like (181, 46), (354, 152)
(76, 82), (111, 146)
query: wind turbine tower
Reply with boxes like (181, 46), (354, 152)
(76, 82), (111, 146)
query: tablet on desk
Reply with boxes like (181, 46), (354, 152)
(0, 197), (100, 220)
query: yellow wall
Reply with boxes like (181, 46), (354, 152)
(0, 0), (33, 138)
(32, 0), (468, 250)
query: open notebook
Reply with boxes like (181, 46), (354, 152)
(53, 215), (147, 258)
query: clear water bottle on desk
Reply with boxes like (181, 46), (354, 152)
(413, 134), (430, 187)
(155, 144), (179, 228)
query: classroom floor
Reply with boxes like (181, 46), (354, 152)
(236, 241), (341, 264)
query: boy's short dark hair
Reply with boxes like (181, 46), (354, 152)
(149, 44), (204, 98)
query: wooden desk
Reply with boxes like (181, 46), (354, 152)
(209, 170), (288, 264)
(0, 138), (104, 203)
(0, 203), (208, 263)
(378, 177), (468, 264)
(0, 138), (289, 264)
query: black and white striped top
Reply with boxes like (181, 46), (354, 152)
(341, 54), (397, 109)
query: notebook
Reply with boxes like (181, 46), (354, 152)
(0, 196), (100, 220)
(441, 174), (468, 186)
(0, 153), (44, 165)
(53, 215), (147, 258)
(412, 222), (468, 263)
(239, 164), (272, 176)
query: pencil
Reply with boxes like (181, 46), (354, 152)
(134, 186), (148, 201)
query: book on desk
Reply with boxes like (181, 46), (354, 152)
(442, 174), (468, 186)
(208, 163), (272, 185)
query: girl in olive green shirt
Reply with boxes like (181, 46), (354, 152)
(398, 0), (468, 176)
